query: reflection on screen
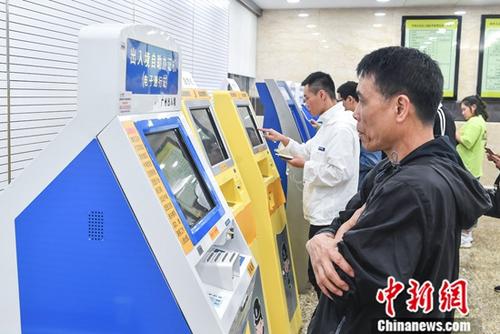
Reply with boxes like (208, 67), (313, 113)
(279, 85), (291, 101)
(237, 106), (263, 148)
(145, 129), (215, 229)
(189, 107), (229, 166)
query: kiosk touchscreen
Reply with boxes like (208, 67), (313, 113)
(0, 24), (256, 334)
(256, 79), (311, 293)
(181, 89), (270, 334)
(213, 91), (302, 334)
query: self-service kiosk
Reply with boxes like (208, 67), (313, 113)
(181, 89), (269, 334)
(285, 81), (317, 136)
(259, 80), (315, 144)
(256, 79), (312, 293)
(212, 91), (302, 334)
(0, 24), (257, 334)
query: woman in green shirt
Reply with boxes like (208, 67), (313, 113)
(456, 95), (488, 248)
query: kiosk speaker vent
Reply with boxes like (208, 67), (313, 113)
(88, 211), (104, 241)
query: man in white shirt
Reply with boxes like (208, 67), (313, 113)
(261, 71), (360, 296)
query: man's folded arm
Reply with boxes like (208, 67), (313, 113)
(331, 181), (425, 306)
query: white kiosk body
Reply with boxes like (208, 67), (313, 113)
(0, 24), (256, 334)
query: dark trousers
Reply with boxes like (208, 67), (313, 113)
(308, 224), (325, 298)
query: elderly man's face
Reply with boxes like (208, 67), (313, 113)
(353, 75), (397, 152)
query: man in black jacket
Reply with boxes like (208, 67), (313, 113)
(306, 47), (492, 334)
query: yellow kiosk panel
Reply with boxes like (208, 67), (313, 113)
(213, 91), (302, 334)
(181, 89), (269, 334)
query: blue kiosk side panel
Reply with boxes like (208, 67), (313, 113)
(256, 82), (288, 195)
(288, 102), (310, 143)
(15, 139), (191, 334)
(278, 81), (314, 142)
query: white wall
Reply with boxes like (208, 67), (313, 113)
(0, 0), (230, 192)
(229, 0), (257, 78)
(257, 6), (500, 185)
(256, 5), (500, 98)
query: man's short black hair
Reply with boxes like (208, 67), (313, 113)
(356, 46), (443, 125)
(301, 71), (336, 100)
(337, 81), (359, 102)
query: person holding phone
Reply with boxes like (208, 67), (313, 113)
(260, 71), (360, 297)
(456, 95), (489, 248)
(485, 148), (500, 293)
(486, 147), (496, 158)
(485, 147), (500, 220)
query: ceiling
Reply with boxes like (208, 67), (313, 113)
(253, 0), (500, 9)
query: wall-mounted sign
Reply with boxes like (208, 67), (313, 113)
(478, 15), (500, 99)
(126, 38), (179, 95)
(402, 16), (461, 100)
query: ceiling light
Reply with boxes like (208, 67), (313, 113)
(454, 10), (466, 15)
(312, 32), (320, 36)
(298, 13), (309, 17)
(323, 45), (329, 49)
(306, 24), (317, 28)
(376, 0), (390, 2)
(287, 0), (300, 3)
(320, 39), (327, 43)
(373, 24), (383, 28)
(374, 12), (386, 17)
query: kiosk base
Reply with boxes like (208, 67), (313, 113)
(16, 140), (191, 334)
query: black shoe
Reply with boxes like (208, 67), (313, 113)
(495, 285), (500, 293)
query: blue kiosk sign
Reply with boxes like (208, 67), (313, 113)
(126, 38), (179, 95)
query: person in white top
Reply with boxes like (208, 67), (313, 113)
(260, 71), (360, 297)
